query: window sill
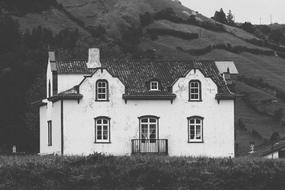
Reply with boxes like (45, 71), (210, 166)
(188, 99), (202, 102)
(188, 141), (204, 143)
(94, 141), (111, 144)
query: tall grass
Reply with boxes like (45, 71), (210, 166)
(1, 154), (285, 190)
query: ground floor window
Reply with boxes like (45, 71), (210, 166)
(95, 117), (110, 143)
(140, 116), (159, 143)
(48, 120), (52, 146)
(188, 116), (204, 143)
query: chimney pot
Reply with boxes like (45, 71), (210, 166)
(48, 51), (55, 62)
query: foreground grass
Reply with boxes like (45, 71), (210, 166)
(0, 154), (285, 190)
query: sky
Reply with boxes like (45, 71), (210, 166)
(179, 0), (285, 24)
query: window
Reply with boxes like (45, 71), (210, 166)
(48, 80), (51, 97)
(188, 116), (203, 143)
(140, 116), (158, 143)
(48, 120), (52, 146)
(150, 81), (159, 91)
(96, 80), (109, 101)
(95, 117), (110, 143)
(189, 80), (201, 101)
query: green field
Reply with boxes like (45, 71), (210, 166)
(0, 154), (285, 190)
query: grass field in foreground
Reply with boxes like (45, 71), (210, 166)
(0, 154), (285, 190)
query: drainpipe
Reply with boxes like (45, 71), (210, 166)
(61, 100), (64, 155)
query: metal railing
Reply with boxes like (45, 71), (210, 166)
(131, 139), (168, 155)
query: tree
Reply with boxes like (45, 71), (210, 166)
(241, 22), (256, 34)
(270, 132), (280, 143)
(227, 10), (235, 26)
(212, 8), (227, 24)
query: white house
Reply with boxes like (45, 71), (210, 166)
(37, 48), (236, 157)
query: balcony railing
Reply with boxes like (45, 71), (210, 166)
(131, 139), (168, 155)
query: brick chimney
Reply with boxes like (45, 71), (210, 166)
(87, 48), (101, 68)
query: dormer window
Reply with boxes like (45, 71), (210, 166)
(96, 79), (109, 101)
(150, 81), (159, 91)
(189, 80), (201, 101)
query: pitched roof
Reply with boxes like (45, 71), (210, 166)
(54, 59), (234, 99)
(48, 87), (83, 102)
(215, 61), (239, 74)
(253, 140), (285, 157)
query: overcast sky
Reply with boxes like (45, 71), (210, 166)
(179, 0), (285, 24)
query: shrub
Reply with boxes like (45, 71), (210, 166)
(270, 132), (281, 143)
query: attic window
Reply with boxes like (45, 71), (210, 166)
(150, 81), (159, 91)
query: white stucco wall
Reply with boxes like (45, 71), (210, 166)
(39, 101), (62, 154)
(57, 74), (85, 93)
(45, 68), (235, 157)
(264, 151), (279, 159)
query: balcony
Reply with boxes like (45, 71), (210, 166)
(131, 139), (168, 155)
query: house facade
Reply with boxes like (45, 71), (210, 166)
(38, 48), (236, 157)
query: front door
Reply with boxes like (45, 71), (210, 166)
(140, 116), (158, 153)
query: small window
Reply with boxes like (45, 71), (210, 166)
(189, 80), (201, 101)
(48, 80), (51, 97)
(150, 81), (159, 91)
(95, 117), (110, 143)
(96, 80), (109, 101)
(188, 116), (203, 143)
(48, 120), (52, 146)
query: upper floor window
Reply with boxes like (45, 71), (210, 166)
(95, 117), (110, 143)
(96, 80), (109, 101)
(150, 81), (159, 91)
(189, 80), (201, 101)
(188, 116), (203, 143)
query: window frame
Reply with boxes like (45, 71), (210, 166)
(48, 120), (52, 146)
(149, 81), (159, 91)
(95, 79), (109, 101)
(187, 116), (204, 143)
(94, 117), (111, 143)
(138, 115), (159, 143)
(189, 80), (202, 102)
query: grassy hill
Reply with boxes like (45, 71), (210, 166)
(1, 0), (285, 155)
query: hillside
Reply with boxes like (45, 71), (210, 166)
(1, 0), (285, 155)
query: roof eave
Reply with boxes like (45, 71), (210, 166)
(48, 94), (83, 103)
(122, 94), (176, 101)
(215, 94), (236, 100)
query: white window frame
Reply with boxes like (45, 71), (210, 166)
(189, 80), (201, 101)
(188, 116), (203, 143)
(96, 80), (108, 101)
(95, 117), (110, 143)
(140, 116), (159, 143)
(150, 81), (159, 91)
